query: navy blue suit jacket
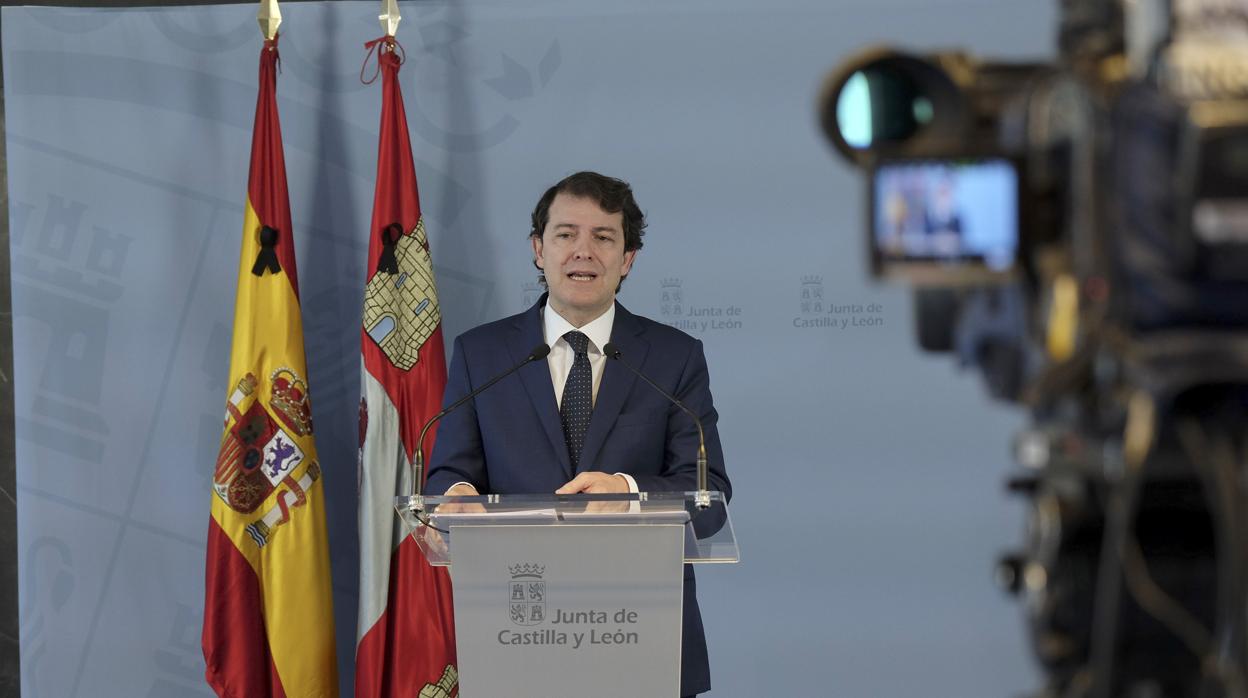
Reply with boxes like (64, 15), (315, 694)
(427, 297), (730, 695)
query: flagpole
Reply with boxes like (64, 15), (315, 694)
(205, 2), (340, 694)
(380, 0), (401, 37)
(356, 2), (460, 693)
(259, 0), (281, 40)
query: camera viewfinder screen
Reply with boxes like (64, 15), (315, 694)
(872, 159), (1018, 272)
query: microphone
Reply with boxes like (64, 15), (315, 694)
(602, 342), (711, 509)
(411, 342), (551, 499)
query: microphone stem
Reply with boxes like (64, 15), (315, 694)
(410, 348), (547, 499)
(611, 351), (711, 508)
(697, 443), (708, 494)
(411, 420), (434, 498)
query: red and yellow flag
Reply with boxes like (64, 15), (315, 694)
(202, 36), (338, 698)
(355, 36), (458, 698)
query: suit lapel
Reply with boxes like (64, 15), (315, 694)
(507, 298), (572, 478)
(578, 303), (647, 473)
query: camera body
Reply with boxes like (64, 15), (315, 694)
(821, 3), (1248, 695)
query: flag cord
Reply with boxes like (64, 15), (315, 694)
(264, 33), (282, 73)
(361, 35), (406, 85)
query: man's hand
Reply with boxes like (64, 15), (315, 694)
(445, 482), (480, 497)
(557, 473), (632, 513)
(435, 482), (486, 514)
(555, 472), (630, 494)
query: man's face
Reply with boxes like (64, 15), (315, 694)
(532, 193), (637, 326)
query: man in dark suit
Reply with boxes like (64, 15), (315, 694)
(425, 171), (730, 697)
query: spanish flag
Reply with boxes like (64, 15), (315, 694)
(202, 36), (338, 698)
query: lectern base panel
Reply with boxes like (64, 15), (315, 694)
(451, 524), (685, 698)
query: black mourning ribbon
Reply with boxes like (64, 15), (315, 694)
(251, 225), (282, 276)
(377, 222), (403, 275)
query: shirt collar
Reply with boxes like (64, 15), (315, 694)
(542, 302), (615, 355)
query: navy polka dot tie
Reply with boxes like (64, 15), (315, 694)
(560, 331), (593, 468)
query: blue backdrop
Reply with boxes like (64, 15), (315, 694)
(2, 1), (1054, 695)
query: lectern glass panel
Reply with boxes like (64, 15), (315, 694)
(394, 491), (738, 567)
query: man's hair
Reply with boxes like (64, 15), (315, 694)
(529, 171), (647, 252)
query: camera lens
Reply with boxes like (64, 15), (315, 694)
(836, 64), (933, 149)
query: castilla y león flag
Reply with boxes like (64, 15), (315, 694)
(202, 37), (338, 698)
(355, 37), (458, 698)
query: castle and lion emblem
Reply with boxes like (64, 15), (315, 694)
(508, 563), (547, 626)
(363, 218), (441, 370)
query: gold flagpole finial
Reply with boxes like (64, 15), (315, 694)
(380, 0), (401, 37)
(258, 0), (282, 41)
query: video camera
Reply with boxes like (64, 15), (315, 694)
(820, 2), (1248, 696)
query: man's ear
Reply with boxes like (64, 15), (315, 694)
(530, 235), (544, 270)
(620, 248), (638, 276)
